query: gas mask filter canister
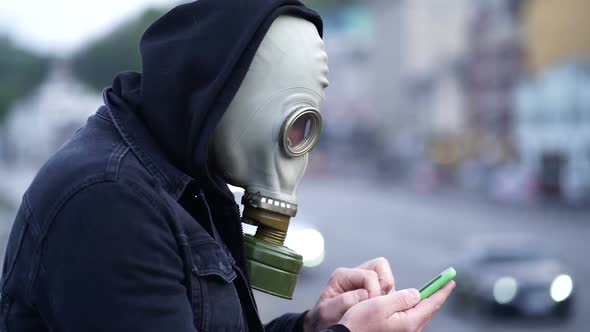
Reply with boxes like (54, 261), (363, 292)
(212, 15), (329, 299)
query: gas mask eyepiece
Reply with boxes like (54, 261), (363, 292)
(281, 107), (322, 158)
(212, 15), (328, 299)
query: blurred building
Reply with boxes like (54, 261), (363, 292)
(522, 0), (590, 75)
(401, 0), (471, 169)
(359, 0), (473, 181)
(4, 63), (101, 166)
(513, 0), (590, 202)
(464, 0), (524, 166)
(365, 0), (404, 156)
(320, 4), (376, 163)
(515, 65), (590, 201)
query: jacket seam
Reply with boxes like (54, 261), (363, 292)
(105, 141), (130, 180)
(36, 177), (116, 241)
(94, 108), (112, 122)
(29, 177), (178, 305)
(0, 217), (29, 298)
(105, 98), (175, 193)
(23, 195), (42, 241)
(27, 177), (118, 302)
(1, 294), (13, 332)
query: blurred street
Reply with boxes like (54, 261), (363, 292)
(253, 174), (589, 332)
(0, 168), (588, 331)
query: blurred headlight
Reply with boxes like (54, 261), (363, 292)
(550, 274), (573, 302)
(286, 228), (325, 268)
(493, 276), (518, 304)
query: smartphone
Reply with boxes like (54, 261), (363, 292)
(418, 267), (457, 300)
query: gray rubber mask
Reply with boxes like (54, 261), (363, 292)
(212, 15), (329, 299)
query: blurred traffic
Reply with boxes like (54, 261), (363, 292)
(1, 0), (589, 331)
(453, 235), (574, 318)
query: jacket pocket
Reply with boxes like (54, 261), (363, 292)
(188, 239), (244, 332)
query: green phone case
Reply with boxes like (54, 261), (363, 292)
(418, 267), (457, 300)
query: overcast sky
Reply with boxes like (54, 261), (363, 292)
(0, 0), (178, 55)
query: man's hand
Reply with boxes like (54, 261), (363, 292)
(339, 281), (455, 332)
(303, 257), (395, 332)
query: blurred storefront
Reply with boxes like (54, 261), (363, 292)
(305, 3), (378, 175)
(515, 65), (590, 202)
(464, 0), (524, 167)
(402, 0), (471, 175)
(512, 0), (590, 202)
(360, 0), (407, 177)
(522, 0), (590, 76)
(364, 0), (472, 182)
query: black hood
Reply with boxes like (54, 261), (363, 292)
(107, 0), (322, 198)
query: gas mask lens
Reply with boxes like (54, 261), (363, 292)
(281, 108), (322, 157)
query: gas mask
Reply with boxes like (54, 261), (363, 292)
(212, 15), (328, 299)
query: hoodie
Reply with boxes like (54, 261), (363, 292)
(0, 0), (350, 331)
(110, 0), (350, 331)
(108, 2), (328, 329)
(110, 0), (323, 198)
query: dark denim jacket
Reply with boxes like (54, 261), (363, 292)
(0, 104), (305, 331)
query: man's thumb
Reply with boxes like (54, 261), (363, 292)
(383, 288), (421, 314)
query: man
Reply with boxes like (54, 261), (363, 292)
(0, 1), (454, 331)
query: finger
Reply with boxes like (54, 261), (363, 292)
(330, 267), (382, 299)
(325, 289), (369, 318)
(406, 281), (455, 327)
(357, 257), (395, 294)
(368, 288), (421, 318)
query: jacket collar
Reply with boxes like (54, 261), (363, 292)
(100, 88), (192, 201)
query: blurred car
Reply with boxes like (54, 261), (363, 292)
(453, 236), (574, 318)
(229, 185), (325, 268)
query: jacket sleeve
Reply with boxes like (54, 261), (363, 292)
(264, 312), (306, 332)
(38, 181), (196, 332)
(264, 312), (350, 332)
